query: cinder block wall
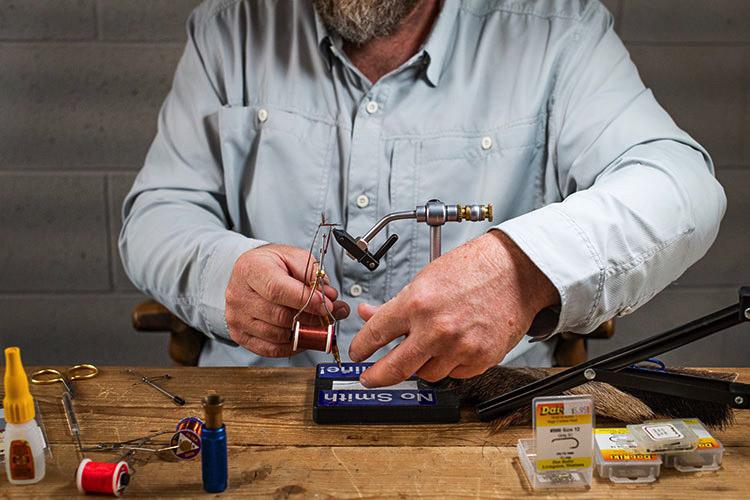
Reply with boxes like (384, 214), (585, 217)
(1, 1), (748, 366)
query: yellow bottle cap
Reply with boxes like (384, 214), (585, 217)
(3, 347), (35, 424)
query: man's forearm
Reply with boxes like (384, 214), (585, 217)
(497, 140), (726, 335)
(488, 229), (559, 315)
(119, 188), (265, 339)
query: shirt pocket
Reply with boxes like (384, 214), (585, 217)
(218, 105), (336, 247)
(387, 116), (545, 294)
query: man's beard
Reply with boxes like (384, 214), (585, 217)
(313, 0), (419, 45)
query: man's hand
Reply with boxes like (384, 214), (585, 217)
(349, 230), (559, 387)
(225, 244), (350, 357)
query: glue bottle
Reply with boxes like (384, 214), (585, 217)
(3, 346), (46, 484)
(201, 394), (228, 493)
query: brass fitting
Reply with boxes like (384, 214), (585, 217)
(457, 203), (494, 222)
(203, 394), (224, 429)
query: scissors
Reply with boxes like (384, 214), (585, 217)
(30, 364), (99, 399)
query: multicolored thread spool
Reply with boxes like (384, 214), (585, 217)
(76, 458), (130, 496)
(170, 416), (204, 460)
(293, 322), (335, 353)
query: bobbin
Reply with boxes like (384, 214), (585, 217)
(292, 322), (335, 354)
(76, 458), (130, 497)
(170, 416), (204, 460)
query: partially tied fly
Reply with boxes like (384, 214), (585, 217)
(290, 214), (342, 366)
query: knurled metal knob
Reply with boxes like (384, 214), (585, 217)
(457, 203), (494, 222)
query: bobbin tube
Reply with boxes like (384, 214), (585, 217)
(203, 395), (224, 430)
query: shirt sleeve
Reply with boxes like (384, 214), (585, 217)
(495, 3), (726, 336)
(119, 10), (265, 340)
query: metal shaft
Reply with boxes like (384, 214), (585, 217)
(126, 369), (186, 405)
(61, 376), (76, 399)
(429, 226), (441, 262)
(62, 392), (82, 457)
(361, 210), (417, 244)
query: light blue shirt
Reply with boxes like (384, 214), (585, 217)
(120, 0), (725, 367)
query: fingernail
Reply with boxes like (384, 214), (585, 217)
(359, 375), (371, 388)
(349, 350), (361, 363)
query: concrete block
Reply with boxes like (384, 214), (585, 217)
(628, 45), (746, 166)
(0, 43), (181, 169)
(621, 0), (750, 43)
(586, 287), (746, 367)
(0, 174), (110, 291)
(0, 294), (170, 365)
(0, 0), (95, 40)
(675, 169), (750, 287)
(97, 0), (201, 41)
(108, 173), (138, 290)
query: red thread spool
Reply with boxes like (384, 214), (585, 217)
(293, 322), (334, 353)
(76, 458), (130, 496)
(170, 416), (204, 460)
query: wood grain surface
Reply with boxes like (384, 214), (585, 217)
(1, 367), (749, 498)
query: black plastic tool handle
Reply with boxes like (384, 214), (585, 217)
(476, 286), (750, 420)
(333, 229), (398, 271)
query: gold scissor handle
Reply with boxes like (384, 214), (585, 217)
(30, 368), (65, 385)
(68, 364), (99, 381)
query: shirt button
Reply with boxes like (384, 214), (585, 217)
(257, 108), (269, 123)
(355, 194), (370, 208)
(481, 136), (493, 150)
(366, 101), (379, 114)
(349, 284), (363, 297)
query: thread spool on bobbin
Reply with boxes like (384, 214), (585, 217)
(292, 322), (335, 353)
(170, 416), (204, 460)
(76, 458), (130, 497)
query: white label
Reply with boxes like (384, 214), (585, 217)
(595, 431), (637, 452)
(643, 423), (683, 441)
(331, 380), (418, 391)
(533, 396), (594, 472)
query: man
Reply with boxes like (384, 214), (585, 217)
(120, 0), (725, 387)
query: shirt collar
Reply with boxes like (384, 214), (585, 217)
(313, 1), (460, 86)
(314, 9), (336, 71)
(421, 0), (460, 87)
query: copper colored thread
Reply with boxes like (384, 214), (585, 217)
(296, 325), (333, 353)
(176, 416), (203, 436)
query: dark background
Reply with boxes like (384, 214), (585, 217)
(0, 0), (748, 366)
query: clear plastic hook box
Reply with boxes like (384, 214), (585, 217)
(662, 419), (724, 472)
(518, 438), (593, 490)
(594, 428), (662, 483)
(517, 395), (594, 491)
(628, 419), (699, 453)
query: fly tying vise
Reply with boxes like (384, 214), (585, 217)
(333, 199), (494, 267)
(290, 215), (342, 365)
(310, 200), (494, 425)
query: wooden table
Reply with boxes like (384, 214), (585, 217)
(2, 367), (749, 498)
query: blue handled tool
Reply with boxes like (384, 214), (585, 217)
(201, 395), (228, 493)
